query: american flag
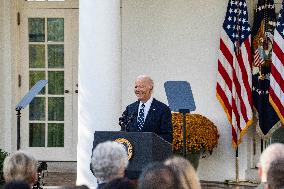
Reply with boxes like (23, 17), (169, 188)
(216, 0), (253, 147)
(270, 1), (284, 124)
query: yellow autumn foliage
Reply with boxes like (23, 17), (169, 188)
(172, 113), (219, 154)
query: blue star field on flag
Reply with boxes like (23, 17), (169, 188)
(223, 0), (251, 50)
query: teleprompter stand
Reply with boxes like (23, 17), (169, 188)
(164, 81), (196, 157)
(15, 80), (48, 150)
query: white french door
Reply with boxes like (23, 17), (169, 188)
(19, 7), (78, 161)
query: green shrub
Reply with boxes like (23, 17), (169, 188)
(0, 149), (8, 185)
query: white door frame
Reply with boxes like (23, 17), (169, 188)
(19, 5), (78, 161)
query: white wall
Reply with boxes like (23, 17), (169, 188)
(0, 0), (4, 150)
(121, 0), (255, 181)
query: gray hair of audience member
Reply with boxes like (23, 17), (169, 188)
(267, 158), (284, 189)
(90, 141), (129, 182)
(3, 151), (38, 186)
(164, 156), (201, 189)
(258, 143), (284, 183)
(138, 162), (180, 189)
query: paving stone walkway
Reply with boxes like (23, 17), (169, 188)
(201, 181), (258, 189)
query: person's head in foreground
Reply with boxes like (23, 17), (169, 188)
(258, 143), (284, 183)
(138, 162), (180, 189)
(266, 158), (284, 189)
(3, 151), (38, 187)
(164, 156), (201, 189)
(91, 141), (129, 184)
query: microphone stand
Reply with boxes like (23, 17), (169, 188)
(125, 114), (136, 131)
(119, 113), (137, 132)
(119, 114), (129, 131)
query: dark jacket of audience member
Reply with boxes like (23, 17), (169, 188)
(97, 183), (107, 189)
(267, 158), (284, 189)
(138, 162), (180, 189)
(3, 181), (31, 189)
(61, 185), (90, 189)
(102, 178), (136, 189)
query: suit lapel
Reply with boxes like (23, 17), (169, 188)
(132, 101), (139, 130)
(144, 98), (157, 129)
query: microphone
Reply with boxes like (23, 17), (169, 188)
(119, 113), (127, 130)
(119, 112), (137, 131)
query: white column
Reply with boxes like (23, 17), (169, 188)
(77, 0), (121, 187)
(0, 0), (16, 152)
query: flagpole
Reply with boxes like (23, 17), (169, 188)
(236, 146), (239, 183)
(235, 0), (240, 183)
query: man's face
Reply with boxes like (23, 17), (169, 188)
(134, 79), (152, 103)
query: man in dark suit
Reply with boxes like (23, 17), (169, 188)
(120, 75), (172, 143)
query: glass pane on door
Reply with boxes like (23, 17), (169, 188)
(29, 123), (45, 147)
(29, 18), (45, 42)
(29, 97), (45, 120)
(47, 18), (64, 42)
(29, 45), (45, 68)
(48, 123), (64, 147)
(28, 17), (65, 147)
(48, 45), (64, 68)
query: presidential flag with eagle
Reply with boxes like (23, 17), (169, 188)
(252, 0), (280, 138)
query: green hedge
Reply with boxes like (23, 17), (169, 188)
(0, 149), (8, 185)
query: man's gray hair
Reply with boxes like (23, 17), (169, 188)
(258, 143), (284, 183)
(91, 141), (129, 182)
(267, 158), (284, 189)
(3, 151), (38, 185)
(136, 75), (154, 89)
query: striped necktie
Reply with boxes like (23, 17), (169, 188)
(137, 103), (145, 131)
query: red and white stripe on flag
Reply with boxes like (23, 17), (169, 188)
(254, 49), (265, 67)
(270, 15), (284, 124)
(216, 0), (253, 147)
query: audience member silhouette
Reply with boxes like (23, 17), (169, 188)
(266, 158), (284, 189)
(90, 141), (129, 189)
(60, 185), (90, 189)
(3, 181), (31, 189)
(164, 156), (201, 189)
(102, 177), (136, 189)
(3, 151), (38, 188)
(138, 162), (180, 189)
